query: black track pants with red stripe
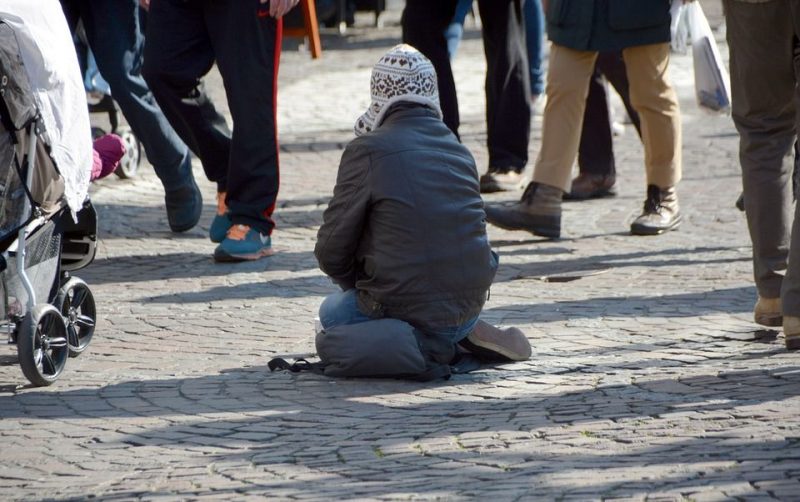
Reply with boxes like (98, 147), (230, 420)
(143, 0), (282, 235)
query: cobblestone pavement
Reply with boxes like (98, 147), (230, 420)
(3, 3), (800, 501)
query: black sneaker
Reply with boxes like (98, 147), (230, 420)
(165, 178), (203, 233)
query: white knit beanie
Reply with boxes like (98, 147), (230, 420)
(354, 44), (442, 137)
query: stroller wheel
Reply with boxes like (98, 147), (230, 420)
(17, 304), (69, 387)
(114, 126), (141, 179)
(57, 277), (96, 357)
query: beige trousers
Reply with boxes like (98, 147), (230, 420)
(533, 42), (682, 193)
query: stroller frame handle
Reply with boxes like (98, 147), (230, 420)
(16, 122), (39, 310)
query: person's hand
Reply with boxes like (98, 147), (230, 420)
(139, 0), (150, 11)
(260, 0), (300, 18)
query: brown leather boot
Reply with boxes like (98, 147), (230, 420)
(564, 173), (617, 200)
(754, 296), (782, 327)
(484, 182), (563, 238)
(630, 185), (682, 235)
(460, 320), (531, 361)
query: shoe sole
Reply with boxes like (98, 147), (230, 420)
(480, 182), (525, 194)
(786, 334), (800, 350)
(480, 175), (526, 194)
(630, 216), (682, 236)
(488, 217), (560, 238)
(480, 183), (506, 194)
(213, 247), (276, 263)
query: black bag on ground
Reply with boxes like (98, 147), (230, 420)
(268, 318), (479, 381)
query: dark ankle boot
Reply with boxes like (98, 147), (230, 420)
(564, 173), (617, 200)
(484, 182), (563, 238)
(630, 184), (682, 235)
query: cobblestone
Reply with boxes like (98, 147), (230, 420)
(1, 1), (799, 500)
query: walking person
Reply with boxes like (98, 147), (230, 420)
(402, 0), (531, 194)
(60, 0), (203, 233)
(485, 0), (683, 238)
(567, 51), (642, 200)
(141, 0), (297, 261)
(725, 0), (800, 350)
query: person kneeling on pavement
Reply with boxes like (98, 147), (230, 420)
(313, 45), (531, 379)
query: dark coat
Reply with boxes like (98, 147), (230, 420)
(315, 104), (498, 330)
(547, 0), (672, 52)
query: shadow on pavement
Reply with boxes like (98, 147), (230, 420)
(81, 250), (319, 284)
(2, 364), (798, 498)
(492, 246), (749, 284)
(483, 286), (755, 321)
(144, 275), (335, 303)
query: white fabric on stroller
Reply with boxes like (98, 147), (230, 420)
(0, 0), (92, 214)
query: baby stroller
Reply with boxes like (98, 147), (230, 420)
(0, 20), (98, 386)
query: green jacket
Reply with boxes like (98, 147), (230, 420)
(547, 0), (672, 52)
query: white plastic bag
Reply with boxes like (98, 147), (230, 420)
(670, 0), (690, 54)
(685, 1), (731, 113)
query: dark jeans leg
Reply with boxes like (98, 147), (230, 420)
(577, 65), (614, 176)
(402, 0), (460, 138)
(64, 0), (195, 191)
(203, 0), (282, 234)
(142, 0), (231, 190)
(524, 0), (545, 96)
(477, 0), (530, 171)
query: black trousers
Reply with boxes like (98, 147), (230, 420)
(402, 0), (530, 171)
(578, 51), (642, 177)
(142, 0), (281, 234)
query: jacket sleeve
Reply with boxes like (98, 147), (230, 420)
(314, 142), (371, 290)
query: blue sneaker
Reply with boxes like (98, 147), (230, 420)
(209, 193), (232, 243)
(213, 224), (274, 262)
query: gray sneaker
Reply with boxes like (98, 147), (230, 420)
(480, 168), (526, 193)
(459, 320), (531, 362)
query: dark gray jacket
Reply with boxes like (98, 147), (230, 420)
(547, 0), (671, 52)
(315, 104), (498, 330)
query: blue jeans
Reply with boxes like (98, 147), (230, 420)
(444, 0), (544, 96)
(444, 0), (474, 59)
(524, 0), (545, 96)
(62, 0), (194, 191)
(319, 289), (479, 345)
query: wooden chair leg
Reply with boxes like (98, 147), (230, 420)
(301, 0), (322, 59)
